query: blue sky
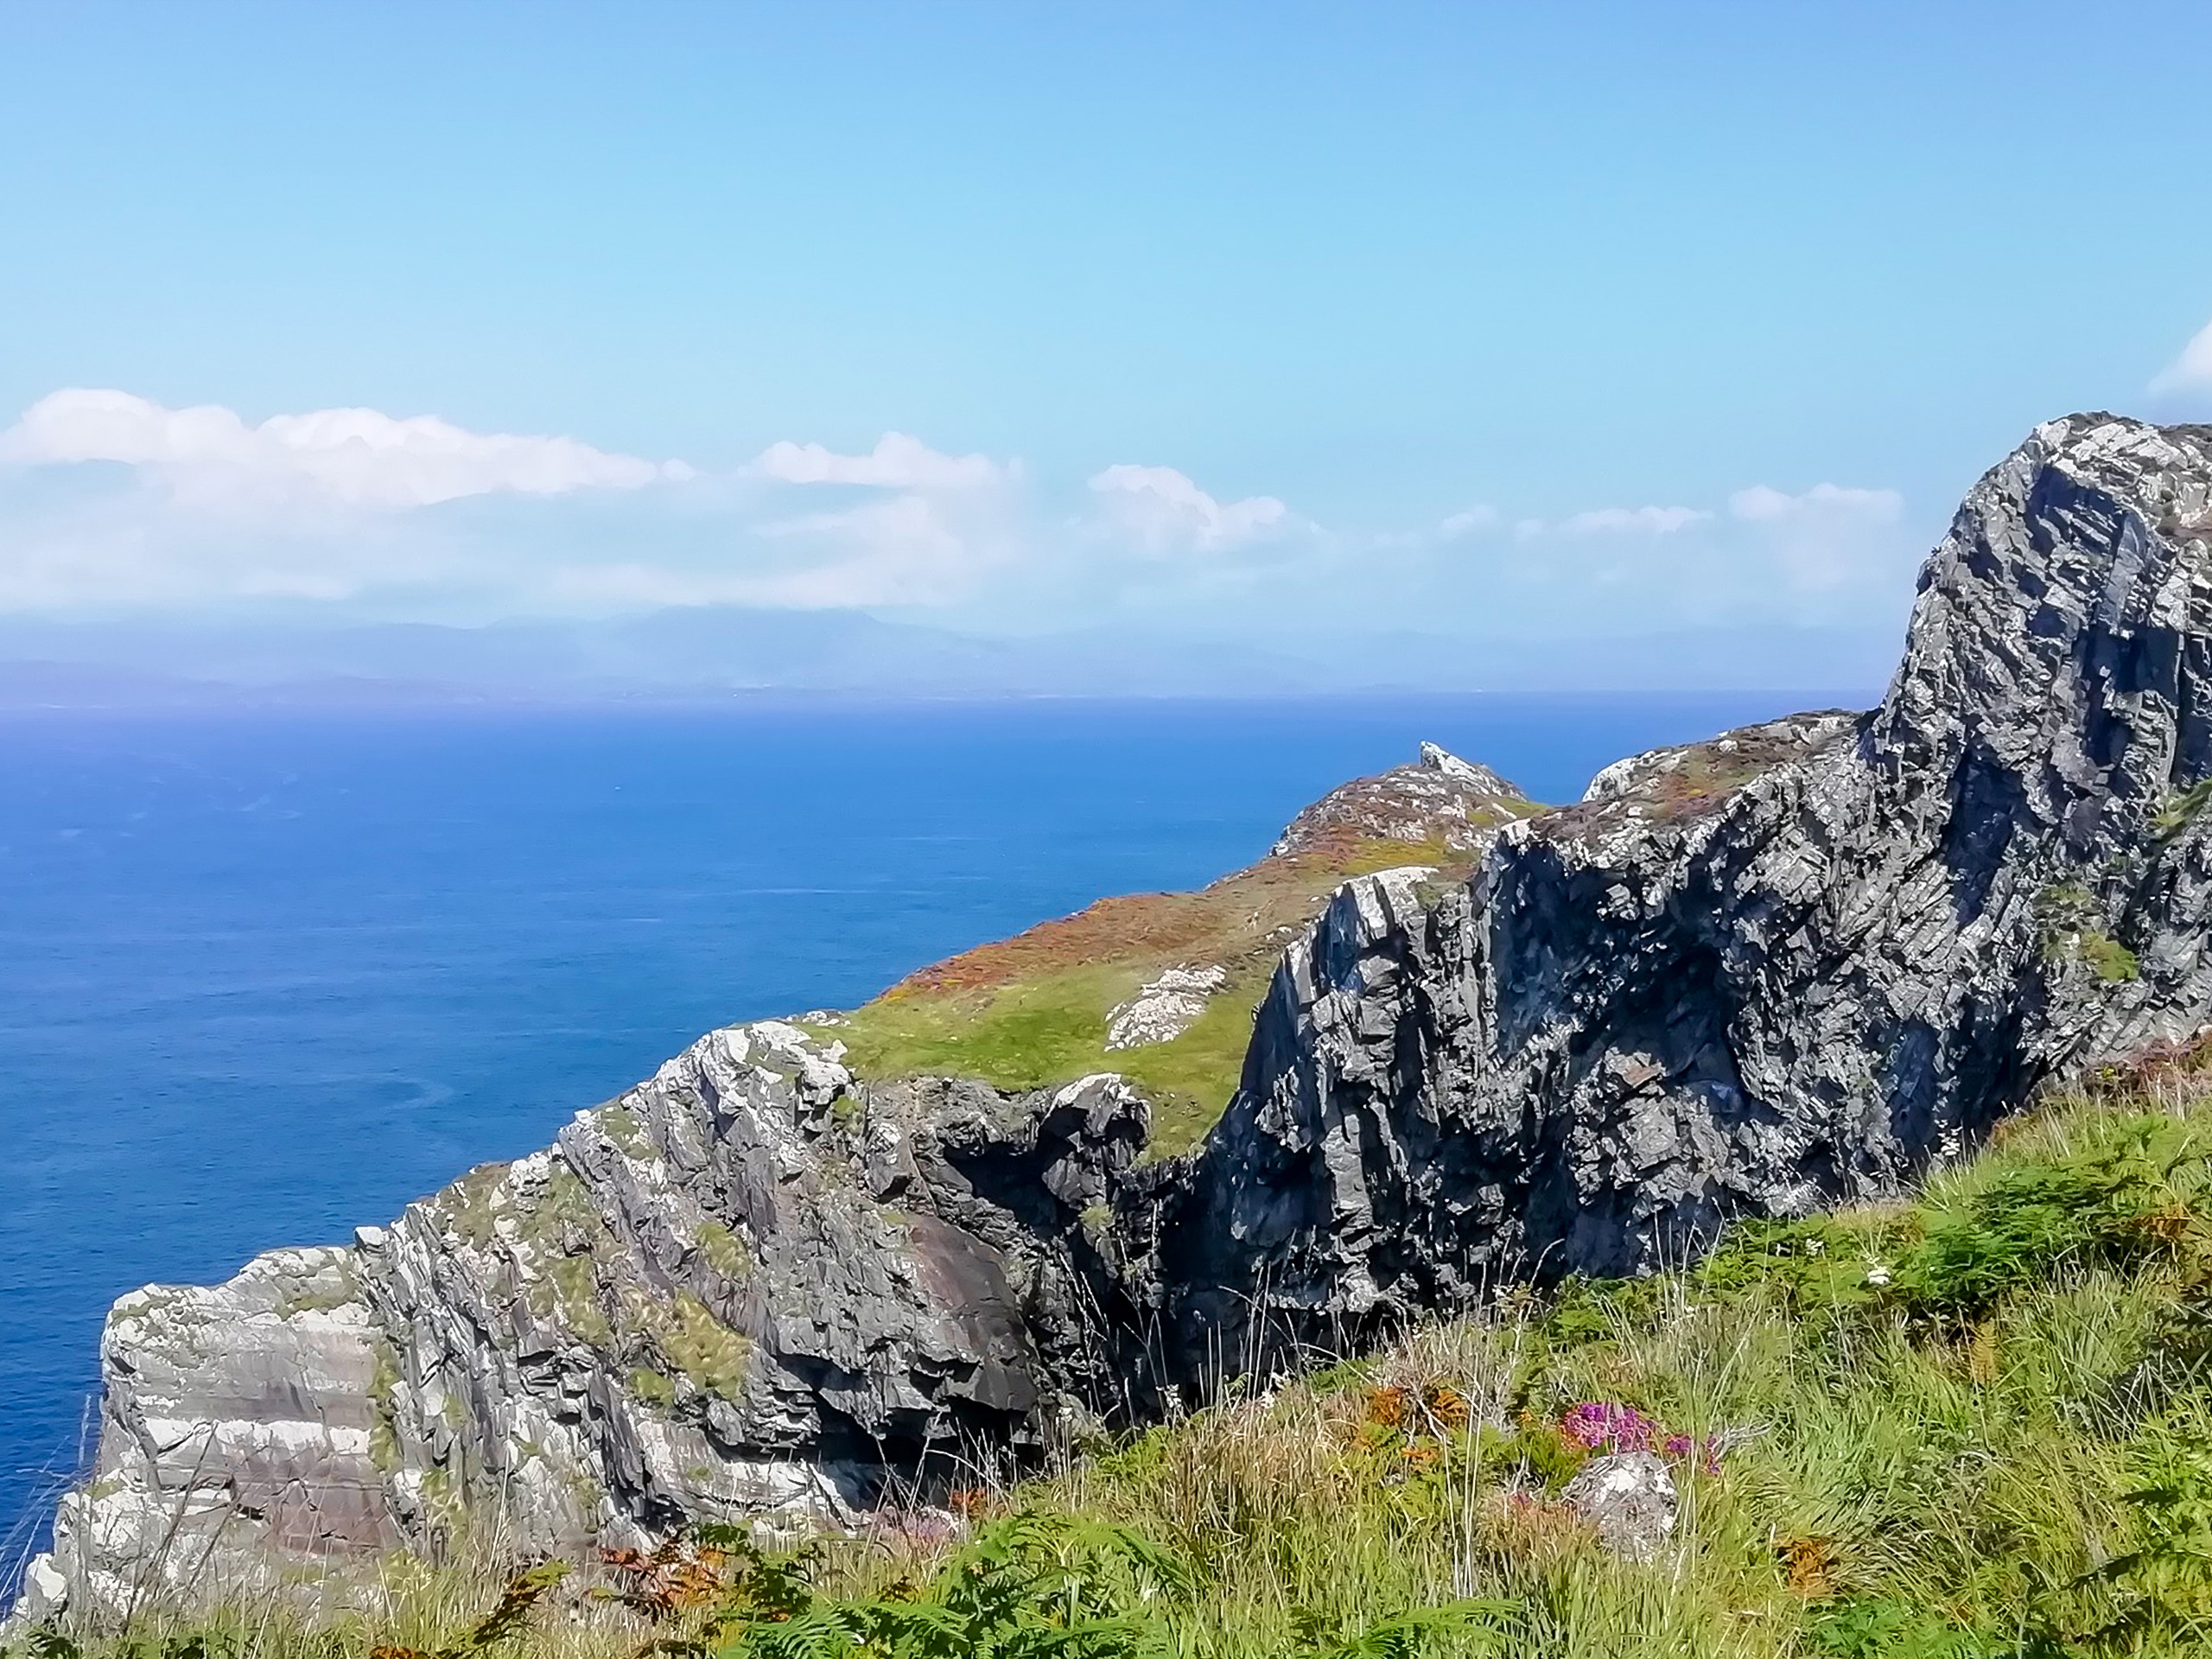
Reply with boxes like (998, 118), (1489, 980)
(3, 1), (2209, 671)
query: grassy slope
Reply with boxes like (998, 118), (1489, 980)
(1002, 1063), (2212, 1656)
(61, 1054), (2212, 1657)
(819, 830), (1482, 1156)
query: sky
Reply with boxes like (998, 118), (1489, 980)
(3, 1), (2210, 678)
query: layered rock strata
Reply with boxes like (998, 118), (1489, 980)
(22, 1026), (1147, 1622)
(19, 414), (2212, 1624)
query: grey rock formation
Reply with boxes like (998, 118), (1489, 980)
(19, 414), (2212, 1624)
(16, 1024), (1145, 1624)
(1153, 415), (2212, 1376)
(24, 1249), (397, 1620)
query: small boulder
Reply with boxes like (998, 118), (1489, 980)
(1560, 1451), (1676, 1562)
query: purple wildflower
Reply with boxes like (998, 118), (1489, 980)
(1560, 1405), (1728, 1471)
(1558, 1402), (1661, 1453)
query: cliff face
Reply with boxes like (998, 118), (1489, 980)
(18, 414), (2212, 1625)
(20, 1023), (1148, 1620)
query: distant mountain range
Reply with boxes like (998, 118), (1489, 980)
(0, 607), (1899, 706)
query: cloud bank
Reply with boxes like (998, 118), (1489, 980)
(1556, 505), (1712, 537)
(747, 432), (1002, 491)
(0, 389), (689, 509)
(0, 388), (1920, 645)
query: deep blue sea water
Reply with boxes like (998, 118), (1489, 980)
(0, 692), (1869, 1574)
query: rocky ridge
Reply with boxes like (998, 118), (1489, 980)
(22, 1023), (1154, 1621)
(1270, 740), (1529, 858)
(19, 414), (2212, 1627)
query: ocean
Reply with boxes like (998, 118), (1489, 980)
(0, 691), (1867, 1570)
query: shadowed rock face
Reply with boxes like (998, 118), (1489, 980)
(17, 413), (2212, 1625)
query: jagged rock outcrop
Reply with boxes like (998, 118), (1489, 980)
(1153, 414), (2212, 1376)
(18, 1023), (1145, 1623)
(19, 413), (2212, 1626)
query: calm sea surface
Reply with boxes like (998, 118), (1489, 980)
(0, 693), (1866, 1570)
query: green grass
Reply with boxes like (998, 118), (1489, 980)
(829, 960), (1273, 1157)
(983, 1084), (2212, 1655)
(35, 1076), (2212, 1658)
(816, 823), (1484, 1159)
(1106, 965), (1273, 1154)
(830, 963), (1147, 1092)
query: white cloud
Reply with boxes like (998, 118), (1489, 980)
(0, 391), (1057, 617)
(0, 389), (689, 509)
(747, 432), (1001, 491)
(1368, 505), (1498, 550)
(1729, 482), (1903, 525)
(533, 492), (996, 611)
(1085, 464), (1288, 554)
(1726, 481), (1907, 590)
(747, 493), (1012, 607)
(1557, 505), (1713, 536)
(1438, 505), (1500, 538)
(732, 435), (1024, 605)
(2151, 318), (2212, 397)
(1448, 480), (1911, 624)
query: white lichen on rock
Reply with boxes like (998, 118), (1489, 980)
(1561, 1452), (1677, 1562)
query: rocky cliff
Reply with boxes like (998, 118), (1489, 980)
(1149, 414), (2212, 1375)
(16, 1027), (1155, 1621)
(18, 413), (2212, 1626)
